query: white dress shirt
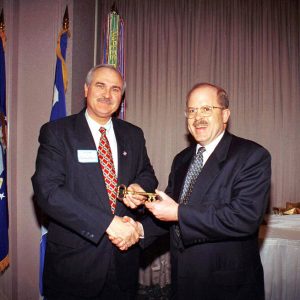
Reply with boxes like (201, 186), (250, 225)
(85, 110), (119, 176)
(196, 131), (225, 166)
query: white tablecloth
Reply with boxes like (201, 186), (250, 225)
(259, 215), (300, 300)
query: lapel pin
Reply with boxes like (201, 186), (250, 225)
(123, 151), (127, 156)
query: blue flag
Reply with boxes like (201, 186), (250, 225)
(50, 30), (68, 121)
(0, 29), (9, 272)
(40, 28), (69, 296)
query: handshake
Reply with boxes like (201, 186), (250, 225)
(106, 215), (143, 251)
(106, 183), (179, 251)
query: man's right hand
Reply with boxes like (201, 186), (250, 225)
(106, 216), (140, 250)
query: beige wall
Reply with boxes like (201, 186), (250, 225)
(0, 1), (94, 299)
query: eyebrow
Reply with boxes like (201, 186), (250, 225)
(94, 82), (122, 90)
(111, 85), (122, 90)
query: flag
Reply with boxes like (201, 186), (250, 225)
(39, 9), (70, 296)
(0, 12), (9, 273)
(50, 28), (69, 121)
(103, 6), (125, 119)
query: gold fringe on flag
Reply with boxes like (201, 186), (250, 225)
(0, 255), (9, 272)
(0, 9), (6, 49)
(55, 29), (70, 93)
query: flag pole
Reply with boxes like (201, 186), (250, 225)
(0, 6), (7, 150)
(94, 0), (99, 66)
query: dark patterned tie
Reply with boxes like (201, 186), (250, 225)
(179, 146), (206, 204)
(98, 127), (117, 214)
(175, 147), (206, 247)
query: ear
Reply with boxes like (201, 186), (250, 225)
(222, 109), (230, 124)
(84, 84), (88, 97)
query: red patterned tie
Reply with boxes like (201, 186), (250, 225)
(98, 127), (117, 214)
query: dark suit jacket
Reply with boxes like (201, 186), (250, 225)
(145, 131), (271, 300)
(32, 109), (158, 298)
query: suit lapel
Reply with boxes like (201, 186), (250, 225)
(74, 110), (112, 213)
(173, 146), (195, 201)
(189, 131), (232, 203)
(112, 119), (130, 186)
(112, 118), (131, 215)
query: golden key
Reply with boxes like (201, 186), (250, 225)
(117, 184), (158, 202)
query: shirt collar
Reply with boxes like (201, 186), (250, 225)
(85, 109), (113, 133)
(196, 130), (225, 154)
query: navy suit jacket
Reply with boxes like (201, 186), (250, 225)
(145, 131), (271, 300)
(32, 109), (158, 297)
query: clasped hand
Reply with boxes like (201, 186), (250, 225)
(107, 186), (178, 251)
(106, 215), (142, 251)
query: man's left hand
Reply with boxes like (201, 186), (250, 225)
(123, 183), (147, 209)
(145, 190), (179, 221)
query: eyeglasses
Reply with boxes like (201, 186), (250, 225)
(185, 105), (224, 118)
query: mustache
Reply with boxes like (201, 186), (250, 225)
(96, 97), (112, 104)
(193, 119), (208, 127)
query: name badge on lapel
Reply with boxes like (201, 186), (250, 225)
(77, 150), (98, 163)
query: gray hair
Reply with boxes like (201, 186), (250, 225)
(85, 64), (126, 95)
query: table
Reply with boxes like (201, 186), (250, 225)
(259, 215), (300, 300)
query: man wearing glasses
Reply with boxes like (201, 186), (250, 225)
(144, 83), (271, 299)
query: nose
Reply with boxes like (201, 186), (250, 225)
(194, 110), (202, 120)
(102, 87), (111, 99)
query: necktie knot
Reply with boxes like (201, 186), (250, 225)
(197, 146), (206, 156)
(99, 127), (106, 135)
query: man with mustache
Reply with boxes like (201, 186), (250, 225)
(32, 64), (157, 299)
(140, 83), (271, 299)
